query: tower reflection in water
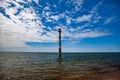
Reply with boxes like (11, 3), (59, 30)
(56, 56), (63, 70)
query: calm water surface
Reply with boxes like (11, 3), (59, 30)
(0, 52), (120, 80)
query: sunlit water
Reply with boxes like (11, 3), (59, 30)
(0, 52), (120, 80)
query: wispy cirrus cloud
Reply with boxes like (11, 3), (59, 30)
(75, 14), (92, 23)
(104, 17), (115, 24)
(62, 28), (111, 39)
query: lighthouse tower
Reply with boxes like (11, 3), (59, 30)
(58, 28), (62, 57)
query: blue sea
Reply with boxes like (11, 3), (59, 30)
(0, 52), (120, 80)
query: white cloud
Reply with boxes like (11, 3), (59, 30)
(18, 9), (37, 19)
(75, 14), (92, 23)
(45, 12), (51, 16)
(44, 6), (50, 10)
(88, 1), (103, 25)
(73, 0), (83, 11)
(33, 0), (39, 5)
(77, 30), (110, 38)
(73, 0), (83, 6)
(15, 0), (26, 3)
(0, 0), (111, 49)
(62, 28), (111, 40)
(66, 16), (72, 25)
(90, 1), (102, 14)
(51, 15), (59, 21)
(104, 17), (114, 24)
(0, 0), (59, 48)
(0, 13), (58, 47)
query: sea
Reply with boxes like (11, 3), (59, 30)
(0, 52), (120, 80)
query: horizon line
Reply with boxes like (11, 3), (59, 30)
(0, 51), (120, 53)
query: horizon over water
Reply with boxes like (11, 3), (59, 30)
(1, 51), (119, 53)
(0, 52), (120, 80)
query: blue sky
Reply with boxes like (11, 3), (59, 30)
(0, 0), (120, 52)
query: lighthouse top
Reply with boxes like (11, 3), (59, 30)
(58, 28), (62, 32)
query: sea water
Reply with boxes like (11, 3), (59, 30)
(0, 52), (120, 80)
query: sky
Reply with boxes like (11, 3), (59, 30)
(0, 0), (120, 52)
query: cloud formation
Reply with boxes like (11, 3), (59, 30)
(0, 0), (113, 48)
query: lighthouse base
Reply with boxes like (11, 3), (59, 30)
(58, 48), (62, 57)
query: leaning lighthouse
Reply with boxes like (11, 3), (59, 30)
(58, 28), (62, 57)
